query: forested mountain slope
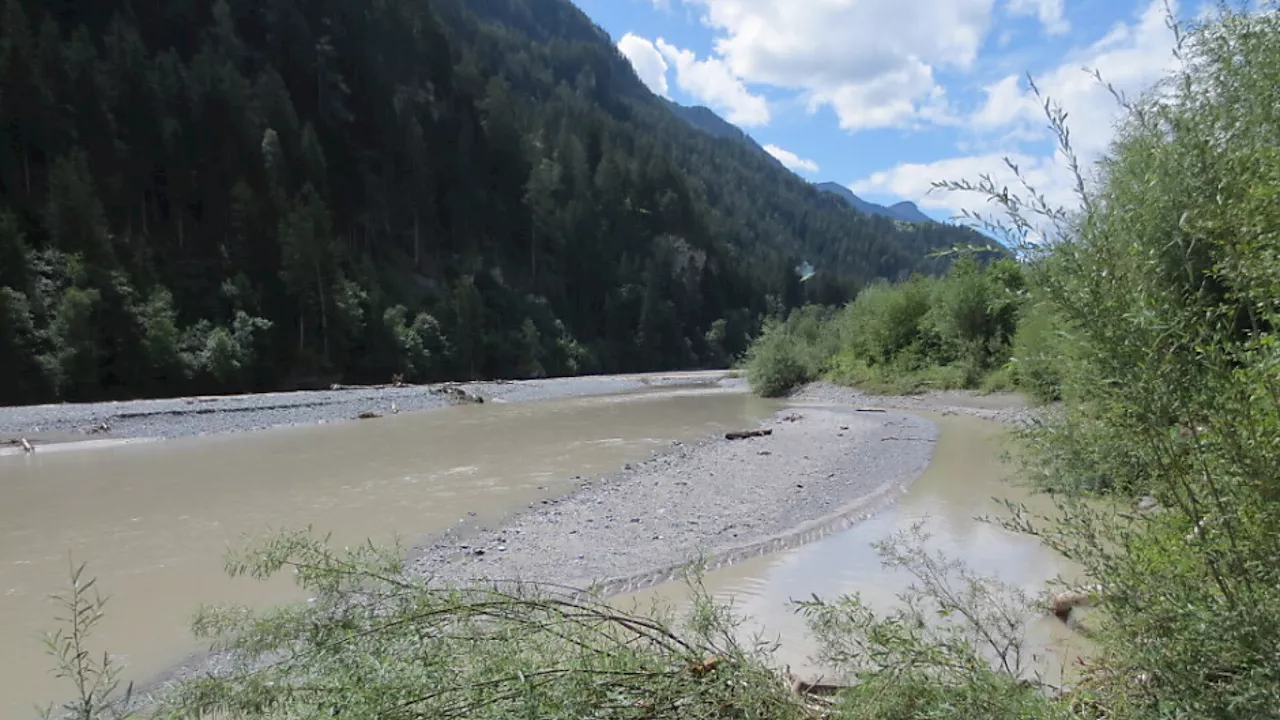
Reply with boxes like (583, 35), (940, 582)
(0, 0), (998, 405)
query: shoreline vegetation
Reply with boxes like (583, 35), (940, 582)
(32, 4), (1280, 720)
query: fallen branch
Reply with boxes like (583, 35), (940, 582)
(724, 429), (773, 440)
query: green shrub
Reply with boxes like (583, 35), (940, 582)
(1007, 301), (1068, 403)
(149, 531), (806, 720)
(968, 6), (1280, 716)
(745, 305), (839, 397)
(798, 526), (1072, 720)
(747, 254), (1030, 398)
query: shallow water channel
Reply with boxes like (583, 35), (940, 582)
(618, 408), (1092, 685)
(0, 387), (776, 717)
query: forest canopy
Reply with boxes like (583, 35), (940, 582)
(0, 0), (997, 404)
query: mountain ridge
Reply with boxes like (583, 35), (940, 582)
(815, 182), (934, 224)
(0, 0), (1001, 405)
(658, 102), (941, 225)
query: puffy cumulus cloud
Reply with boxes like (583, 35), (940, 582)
(684, 0), (995, 131)
(763, 144), (820, 174)
(852, 0), (1181, 232)
(1006, 0), (1070, 35)
(973, 0), (1180, 162)
(617, 33), (670, 98)
(655, 39), (771, 126)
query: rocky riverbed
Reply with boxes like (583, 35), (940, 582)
(0, 371), (738, 446)
(408, 405), (938, 596)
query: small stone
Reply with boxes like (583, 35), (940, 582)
(576, 554), (585, 560)
(630, 517), (641, 523)
(497, 545), (507, 552)
(473, 548), (486, 556)
(796, 483), (805, 489)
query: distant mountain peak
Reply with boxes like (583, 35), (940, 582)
(816, 183), (933, 224)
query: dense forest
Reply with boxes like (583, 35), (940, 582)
(0, 0), (995, 405)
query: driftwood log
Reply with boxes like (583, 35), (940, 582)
(1051, 589), (1099, 621)
(724, 429), (773, 440)
(783, 666), (847, 698)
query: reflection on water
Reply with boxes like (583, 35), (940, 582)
(0, 388), (777, 718)
(619, 410), (1092, 684)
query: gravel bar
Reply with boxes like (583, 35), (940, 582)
(408, 406), (938, 596)
(796, 381), (1040, 426)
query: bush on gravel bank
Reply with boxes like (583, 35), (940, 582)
(746, 254), (1041, 398)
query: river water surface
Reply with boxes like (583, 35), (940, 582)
(0, 387), (776, 717)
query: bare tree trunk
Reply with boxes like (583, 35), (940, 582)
(315, 258), (330, 363)
(413, 209), (421, 267)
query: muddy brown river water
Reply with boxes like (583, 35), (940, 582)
(0, 388), (777, 717)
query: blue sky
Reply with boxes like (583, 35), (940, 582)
(572, 0), (1195, 223)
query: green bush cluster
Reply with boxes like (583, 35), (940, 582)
(1002, 6), (1280, 715)
(746, 255), (1031, 397)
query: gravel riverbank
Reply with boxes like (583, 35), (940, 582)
(0, 371), (737, 445)
(796, 381), (1039, 426)
(408, 405), (938, 596)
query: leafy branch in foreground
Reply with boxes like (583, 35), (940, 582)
(39, 559), (134, 720)
(154, 528), (811, 720)
(795, 524), (1072, 720)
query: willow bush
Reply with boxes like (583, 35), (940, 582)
(127, 530), (809, 720)
(948, 4), (1280, 717)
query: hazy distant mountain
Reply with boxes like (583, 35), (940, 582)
(816, 182), (933, 224)
(663, 100), (786, 169)
(885, 201), (933, 224)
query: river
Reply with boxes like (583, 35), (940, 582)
(1, 385), (1084, 717)
(0, 386), (776, 718)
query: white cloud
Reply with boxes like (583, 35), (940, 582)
(1006, 0), (1070, 35)
(617, 33), (670, 98)
(973, 0), (1180, 162)
(851, 0), (1183, 234)
(763, 144), (820, 174)
(684, 0), (995, 131)
(656, 39), (771, 126)
(851, 152), (1078, 219)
